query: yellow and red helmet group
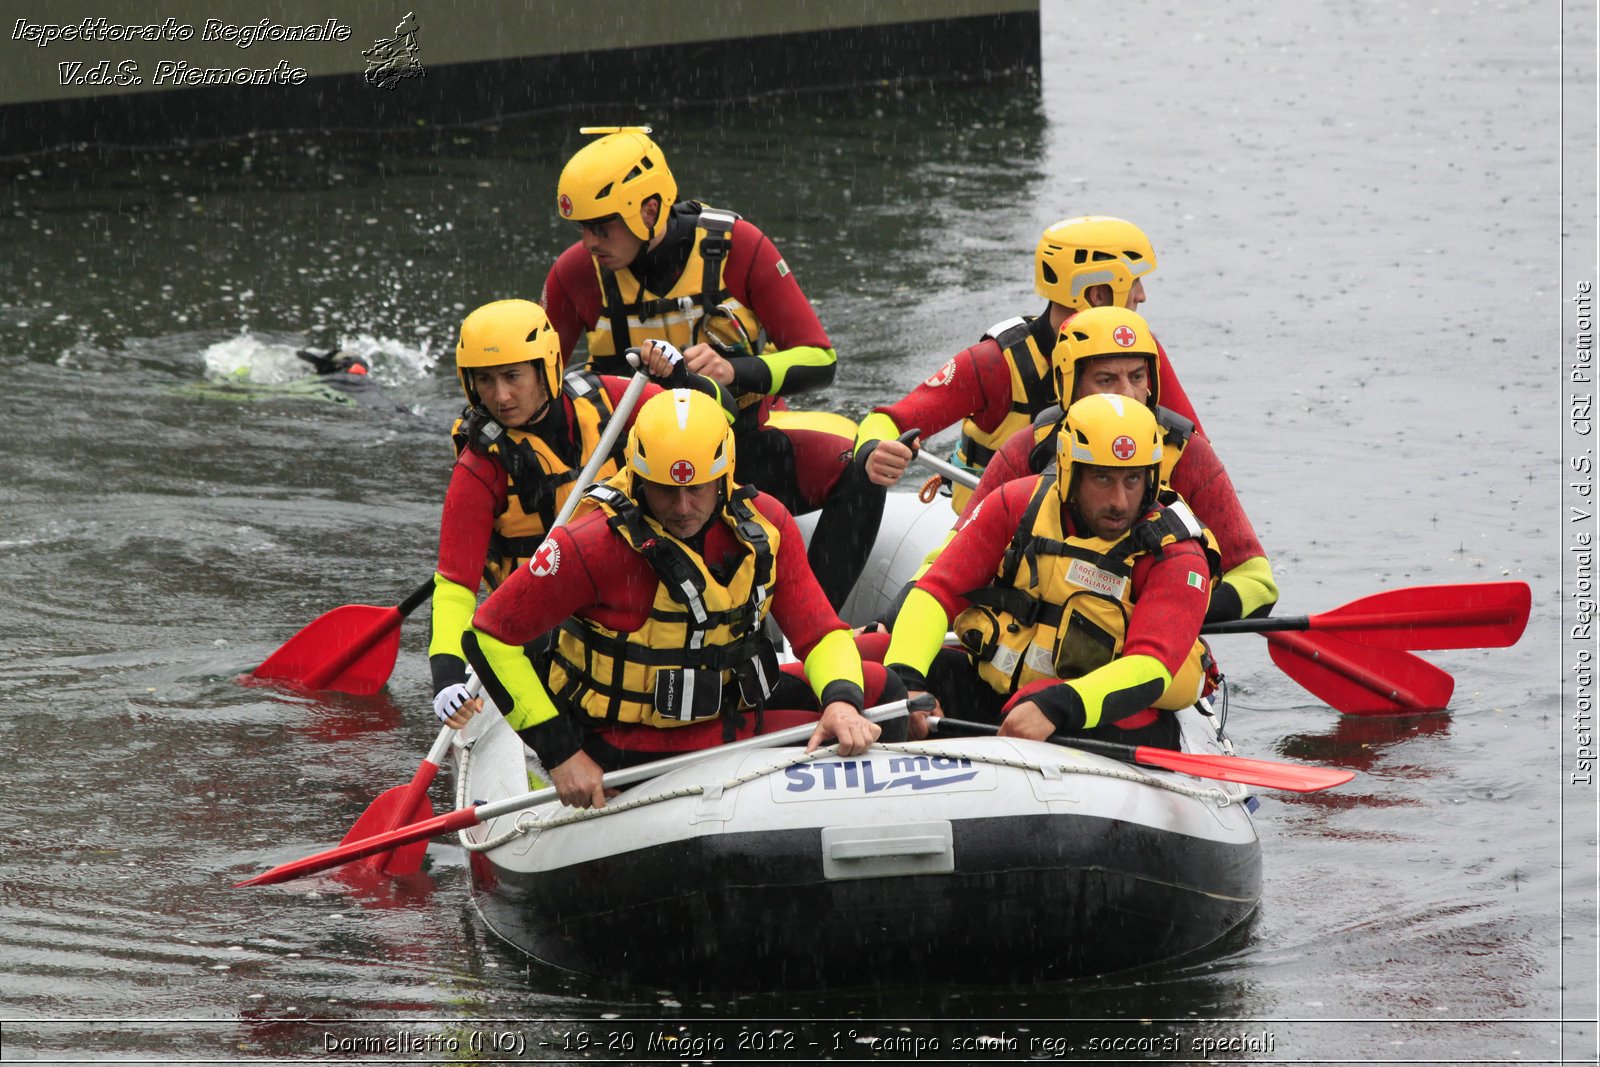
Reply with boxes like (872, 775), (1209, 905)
(1054, 392), (1163, 507)
(625, 388), (737, 497)
(455, 298), (563, 408)
(557, 126), (677, 243)
(1054, 305), (1162, 407)
(1035, 216), (1158, 312)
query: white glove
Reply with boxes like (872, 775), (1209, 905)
(433, 682), (473, 723)
(625, 341), (684, 374)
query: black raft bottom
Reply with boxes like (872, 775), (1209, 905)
(473, 814), (1262, 990)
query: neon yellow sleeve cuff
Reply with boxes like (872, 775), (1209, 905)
(1071, 654), (1171, 729)
(853, 411), (902, 452)
(1223, 555), (1279, 619)
(884, 586), (952, 675)
(472, 628), (560, 732)
(763, 345), (836, 394)
(803, 628), (864, 701)
(428, 573), (479, 660)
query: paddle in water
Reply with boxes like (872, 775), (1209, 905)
(237, 698), (926, 888)
(251, 576), (433, 695)
(347, 368), (653, 877)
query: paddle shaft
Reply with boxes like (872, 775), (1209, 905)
(239, 697), (923, 887)
(1204, 604), (1521, 639)
(927, 716), (1352, 793)
(914, 450), (980, 490)
(367, 369), (651, 870)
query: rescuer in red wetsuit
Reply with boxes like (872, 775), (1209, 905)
(448, 389), (901, 809)
(961, 306), (1278, 624)
(853, 216), (1202, 513)
(880, 393), (1219, 752)
(539, 126), (884, 610)
(427, 299), (734, 725)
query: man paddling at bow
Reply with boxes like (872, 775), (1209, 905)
(881, 393), (1219, 750)
(540, 126), (885, 611)
(428, 298), (734, 727)
(960, 306), (1277, 624)
(852, 216), (1203, 512)
(444, 388), (903, 809)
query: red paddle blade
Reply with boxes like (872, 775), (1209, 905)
(251, 603), (402, 695)
(1314, 581), (1530, 650)
(341, 782), (435, 877)
(237, 804), (482, 888)
(1268, 630), (1454, 715)
(1130, 745), (1354, 793)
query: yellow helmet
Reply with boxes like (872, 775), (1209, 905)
(625, 388), (736, 495)
(1053, 305), (1161, 407)
(556, 126), (677, 242)
(1055, 392), (1163, 509)
(455, 298), (562, 408)
(1035, 216), (1158, 311)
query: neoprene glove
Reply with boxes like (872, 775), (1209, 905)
(433, 682), (473, 724)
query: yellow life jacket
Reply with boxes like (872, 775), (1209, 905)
(953, 472), (1220, 708)
(950, 315), (1056, 511)
(1028, 403), (1195, 488)
(450, 371), (617, 589)
(585, 201), (765, 413)
(545, 478), (783, 728)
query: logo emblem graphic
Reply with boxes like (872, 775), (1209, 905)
(1112, 325), (1137, 348)
(530, 540), (560, 576)
(1111, 434), (1137, 460)
(669, 460), (696, 485)
(559, 193), (573, 218)
(923, 360), (957, 388)
(362, 12), (425, 91)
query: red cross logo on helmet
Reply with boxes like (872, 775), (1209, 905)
(1111, 434), (1138, 460)
(1112, 325), (1137, 348)
(559, 193), (574, 218)
(670, 460), (697, 485)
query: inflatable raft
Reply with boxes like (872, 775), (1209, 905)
(451, 699), (1260, 988)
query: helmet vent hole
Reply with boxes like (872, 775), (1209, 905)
(1092, 251), (1116, 262)
(1042, 264), (1058, 284)
(1073, 249), (1088, 264)
(1125, 251), (1144, 261)
(596, 181), (614, 198)
(624, 164), (643, 182)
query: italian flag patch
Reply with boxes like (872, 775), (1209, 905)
(1187, 571), (1206, 591)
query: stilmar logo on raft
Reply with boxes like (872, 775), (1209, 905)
(779, 755), (987, 798)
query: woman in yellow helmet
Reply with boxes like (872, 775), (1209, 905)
(449, 388), (902, 809)
(428, 299), (733, 725)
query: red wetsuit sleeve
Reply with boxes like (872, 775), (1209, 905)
(874, 338), (1016, 439)
(724, 220), (831, 350)
(1169, 433), (1266, 572)
(756, 492), (849, 659)
(955, 427), (1036, 526)
(470, 511), (659, 643)
(1125, 539), (1213, 676)
(916, 476), (1040, 620)
(541, 241), (603, 361)
(1154, 338), (1202, 435)
(435, 447), (508, 589)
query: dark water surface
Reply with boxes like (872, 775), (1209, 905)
(1, 2), (1594, 1063)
